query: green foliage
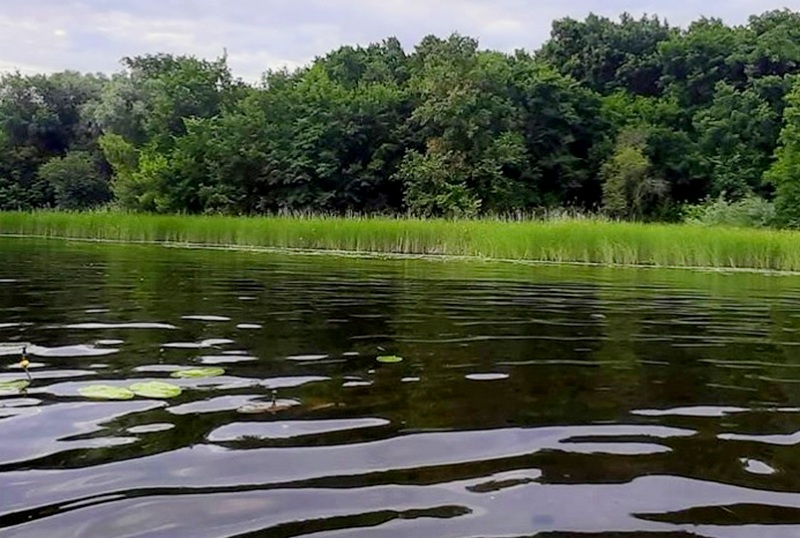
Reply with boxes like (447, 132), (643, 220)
(170, 367), (225, 379)
(129, 381), (182, 399)
(539, 13), (674, 96)
(0, 379), (30, 392)
(1, 10), (800, 222)
(397, 146), (480, 218)
(38, 151), (110, 210)
(658, 18), (749, 107)
(601, 129), (668, 219)
(693, 82), (780, 199)
(683, 195), (777, 227)
(0, 71), (107, 209)
(765, 79), (800, 227)
(79, 385), (135, 400)
(7, 211), (800, 272)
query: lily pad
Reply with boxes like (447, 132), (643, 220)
(376, 355), (403, 364)
(79, 385), (135, 400)
(170, 367), (225, 379)
(0, 379), (30, 392)
(130, 381), (182, 399)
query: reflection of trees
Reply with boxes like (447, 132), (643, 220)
(11, 238), (800, 497)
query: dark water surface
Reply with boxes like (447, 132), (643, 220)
(3, 239), (800, 537)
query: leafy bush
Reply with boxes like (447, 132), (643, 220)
(683, 195), (776, 228)
(37, 151), (110, 210)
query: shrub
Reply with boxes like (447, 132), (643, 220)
(683, 195), (776, 228)
(37, 151), (110, 210)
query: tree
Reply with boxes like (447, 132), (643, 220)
(396, 142), (480, 218)
(0, 12), (797, 218)
(38, 151), (110, 210)
(658, 18), (749, 107)
(601, 128), (668, 219)
(694, 82), (780, 199)
(539, 13), (674, 96)
(765, 78), (800, 227)
(746, 10), (800, 79)
(0, 71), (106, 208)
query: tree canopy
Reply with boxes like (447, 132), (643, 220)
(1, 9), (800, 223)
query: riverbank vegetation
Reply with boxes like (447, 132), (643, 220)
(1, 10), (800, 225)
(4, 211), (800, 272)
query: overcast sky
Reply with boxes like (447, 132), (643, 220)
(0, 1), (796, 81)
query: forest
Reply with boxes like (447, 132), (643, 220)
(2, 9), (800, 226)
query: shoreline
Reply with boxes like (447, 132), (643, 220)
(2, 212), (800, 274)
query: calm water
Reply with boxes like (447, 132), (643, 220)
(4, 239), (800, 537)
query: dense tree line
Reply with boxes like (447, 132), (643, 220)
(2, 9), (800, 223)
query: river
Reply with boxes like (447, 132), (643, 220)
(2, 238), (800, 537)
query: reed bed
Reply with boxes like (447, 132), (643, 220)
(1, 211), (800, 271)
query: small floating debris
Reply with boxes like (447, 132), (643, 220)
(377, 355), (403, 364)
(130, 381), (182, 399)
(170, 367), (225, 379)
(78, 385), (135, 401)
(401, 377), (421, 383)
(466, 373), (510, 381)
(236, 324), (262, 330)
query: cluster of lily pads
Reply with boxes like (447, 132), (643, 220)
(2, 355), (405, 400)
(77, 367), (226, 401)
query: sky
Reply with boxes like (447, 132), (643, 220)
(0, 0), (796, 82)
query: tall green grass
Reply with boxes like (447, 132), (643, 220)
(2, 211), (800, 271)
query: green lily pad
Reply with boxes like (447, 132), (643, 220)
(170, 367), (225, 379)
(0, 379), (30, 392)
(79, 385), (135, 400)
(376, 355), (403, 364)
(130, 381), (182, 399)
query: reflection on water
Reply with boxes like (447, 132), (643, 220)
(4, 239), (800, 536)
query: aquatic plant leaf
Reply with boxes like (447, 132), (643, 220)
(0, 379), (30, 392)
(170, 367), (225, 379)
(79, 385), (135, 400)
(130, 381), (182, 399)
(376, 355), (403, 364)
